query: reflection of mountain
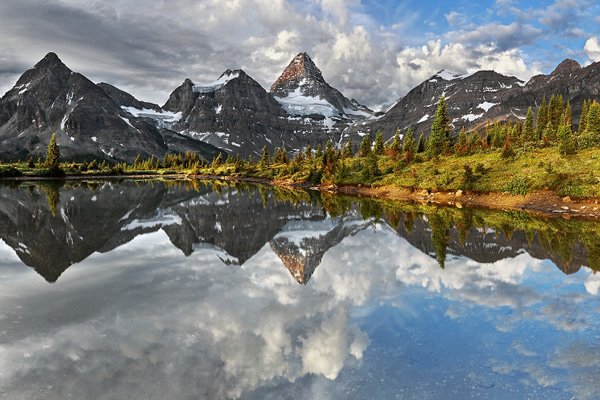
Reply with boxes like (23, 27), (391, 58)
(1, 182), (596, 284)
(0, 181), (168, 281)
(270, 217), (372, 284)
(0, 182), (329, 282)
(392, 212), (590, 274)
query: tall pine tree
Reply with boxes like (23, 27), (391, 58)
(427, 96), (451, 156)
(535, 97), (548, 140)
(523, 106), (535, 142)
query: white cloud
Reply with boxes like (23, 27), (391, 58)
(0, 0), (547, 109)
(584, 37), (600, 63)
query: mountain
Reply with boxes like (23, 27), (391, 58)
(2, 52), (600, 160)
(162, 69), (315, 157)
(0, 53), (222, 163)
(270, 52), (374, 129)
(344, 69), (525, 142)
(345, 59), (600, 143)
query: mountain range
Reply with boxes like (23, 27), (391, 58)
(0, 181), (590, 284)
(1, 52), (600, 162)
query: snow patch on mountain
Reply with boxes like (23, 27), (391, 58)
(477, 102), (498, 112)
(193, 71), (240, 93)
(121, 106), (182, 127)
(275, 86), (339, 117)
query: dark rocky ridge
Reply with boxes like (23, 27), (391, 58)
(2, 52), (600, 160)
(162, 69), (327, 157)
(345, 59), (600, 144)
(270, 52), (373, 121)
(0, 53), (221, 163)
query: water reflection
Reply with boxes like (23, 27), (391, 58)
(0, 180), (599, 399)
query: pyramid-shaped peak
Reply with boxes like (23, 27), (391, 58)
(551, 59), (581, 75)
(35, 52), (66, 68)
(270, 52), (325, 93)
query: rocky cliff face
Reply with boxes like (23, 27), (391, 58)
(344, 69), (525, 143)
(271, 52), (373, 131)
(2, 52), (600, 160)
(345, 59), (600, 143)
(0, 53), (222, 163)
(163, 69), (319, 157)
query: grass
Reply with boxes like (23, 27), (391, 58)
(3, 147), (600, 199)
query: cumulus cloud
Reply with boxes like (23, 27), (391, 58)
(584, 37), (600, 63)
(0, 0), (547, 109)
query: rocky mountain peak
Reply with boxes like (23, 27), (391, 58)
(551, 59), (581, 76)
(270, 52), (325, 93)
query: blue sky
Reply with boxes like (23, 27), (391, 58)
(0, 0), (599, 108)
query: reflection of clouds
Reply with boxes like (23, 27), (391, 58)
(584, 268), (600, 295)
(0, 231), (369, 399)
(1, 220), (599, 398)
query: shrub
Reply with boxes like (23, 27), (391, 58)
(503, 176), (530, 195)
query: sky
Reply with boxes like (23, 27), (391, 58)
(0, 0), (599, 109)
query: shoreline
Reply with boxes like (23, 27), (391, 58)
(3, 173), (600, 220)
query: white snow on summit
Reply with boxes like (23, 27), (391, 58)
(193, 71), (240, 93)
(121, 106), (182, 127)
(432, 70), (471, 81)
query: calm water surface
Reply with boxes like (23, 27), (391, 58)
(0, 180), (599, 399)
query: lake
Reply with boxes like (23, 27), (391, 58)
(0, 180), (599, 399)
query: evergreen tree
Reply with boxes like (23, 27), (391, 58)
(454, 127), (468, 155)
(212, 152), (223, 168)
(45, 132), (60, 170)
(564, 101), (572, 130)
(543, 120), (556, 144)
(258, 145), (269, 168)
(523, 107), (535, 142)
(427, 96), (451, 156)
(579, 100), (589, 134)
(586, 101), (600, 136)
(402, 129), (417, 162)
(315, 144), (323, 158)
(548, 94), (564, 131)
(359, 135), (372, 157)
(535, 97), (548, 140)
(373, 130), (385, 155)
(417, 133), (426, 153)
(557, 124), (576, 155)
(389, 129), (402, 158)
(341, 141), (353, 158)
(304, 144), (312, 160)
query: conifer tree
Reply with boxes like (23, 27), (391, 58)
(389, 129), (402, 158)
(359, 135), (371, 157)
(548, 94), (564, 131)
(586, 101), (600, 136)
(523, 107), (535, 141)
(417, 133), (425, 153)
(427, 96), (451, 156)
(304, 145), (312, 160)
(342, 141), (353, 159)
(557, 124), (576, 155)
(454, 127), (468, 155)
(535, 97), (548, 140)
(373, 130), (385, 155)
(579, 100), (589, 134)
(45, 132), (60, 171)
(402, 129), (417, 162)
(315, 144), (323, 158)
(564, 101), (572, 130)
(258, 145), (269, 168)
(543, 120), (556, 144)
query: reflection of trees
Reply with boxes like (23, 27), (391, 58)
(40, 183), (60, 217)
(429, 210), (452, 269)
